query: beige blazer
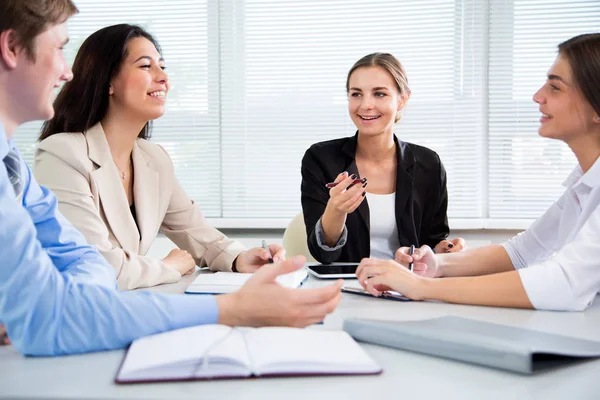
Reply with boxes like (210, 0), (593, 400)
(34, 122), (245, 290)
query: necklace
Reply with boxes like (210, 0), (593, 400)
(113, 158), (132, 180)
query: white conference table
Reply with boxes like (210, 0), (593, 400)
(1, 270), (600, 400)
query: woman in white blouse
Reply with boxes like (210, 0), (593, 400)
(356, 33), (600, 311)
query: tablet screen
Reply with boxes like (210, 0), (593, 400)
(307, 263), (359, 275)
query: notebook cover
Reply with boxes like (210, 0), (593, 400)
(343, 316), (600, 374)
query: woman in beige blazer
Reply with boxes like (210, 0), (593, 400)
(34, 24), (284, 290)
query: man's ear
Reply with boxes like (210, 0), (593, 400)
(0, 30), (22, 70)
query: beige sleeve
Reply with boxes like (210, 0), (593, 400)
(34, 145), (181, 290)
(157, 148), (245, 271)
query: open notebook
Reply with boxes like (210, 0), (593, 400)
(116, 325), (382, 383)
(344, 316), (600, 374)
(185, 268), (308, 294)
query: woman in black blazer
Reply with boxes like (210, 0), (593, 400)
(301, 53), (465, 264)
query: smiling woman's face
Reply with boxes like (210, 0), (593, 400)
(108, 37), (169, 122)
(347, 66), (403, 137)
(533, 55), (599, 143)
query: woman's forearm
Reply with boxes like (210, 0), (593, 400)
(422, 270), (533, 309)
(320, 207), (347, 247)
(437, 244), (515, 277)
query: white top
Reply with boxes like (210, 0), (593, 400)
(366, 192), (400, 259)
(502, 156), (600, 311)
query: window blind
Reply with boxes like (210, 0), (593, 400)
(17, 0), (222, 216)
(219, 0), (486, 224)
(12, 0), (600, 229)
(488, 0), (600, 221)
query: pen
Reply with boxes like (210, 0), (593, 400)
(261, 240), (274, 263)
(408, 245), (415, 272)
(325, 178), (364, 188)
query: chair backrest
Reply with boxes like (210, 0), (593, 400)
(282, 212), (316, 262)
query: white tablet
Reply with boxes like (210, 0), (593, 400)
(305, 262), (359, 279)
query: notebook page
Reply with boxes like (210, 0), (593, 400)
(246, 327), (381, 375)
(118, 325), (250, 380)
(190, 268), (307, 289)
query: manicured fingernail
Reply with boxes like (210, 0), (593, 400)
(362, 192), (366, 197)
(362, 182), (367, 188)
(361, 177), (367, 183)
(351, 174), (357, 180)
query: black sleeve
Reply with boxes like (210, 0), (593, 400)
(300, 147), (344, 263)
(424, 153), (450, 249)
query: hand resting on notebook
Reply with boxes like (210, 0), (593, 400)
(217, 256), (343, 327)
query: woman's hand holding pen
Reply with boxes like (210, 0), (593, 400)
(324, 171), (367, 216)
(320, 171), (367, 247)
(233, 243), (286, 273)
(395, 245), (440, 278)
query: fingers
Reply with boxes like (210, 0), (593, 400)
(269, 244), (286, 262)
(447, 237), (466, 253)
(299, 291), (342, 326)
(394, 247), (413, 266)
(292, 279), (343, 305)
(248, 255), (306, 284)
(434, 239), (452, 253)
(356, 264), (391, 286)
(413, 245), (433, 261)
(329, 173), (367, 200)
(412, 263), (429, 275)
(339, 188), (366, 212)
(364, 275), (387, 296)
(333, 171), (347, 184)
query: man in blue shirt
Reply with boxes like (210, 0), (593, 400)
(0, 0), (342, 356)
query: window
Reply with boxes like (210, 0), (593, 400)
(488, 0), (600, 226)
(15, 0), (600, 229)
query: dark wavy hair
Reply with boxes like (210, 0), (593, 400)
(39, 24), (161, 141)
(558, 33), (600, 118)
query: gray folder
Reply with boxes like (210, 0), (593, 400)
(343, 316), (600, 374)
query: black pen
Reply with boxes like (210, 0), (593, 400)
(261, 240), (274, 263)
(408, 245), (415, 272)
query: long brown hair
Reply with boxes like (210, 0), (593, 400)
(39, 24), (162, 141)
(558, 33), (600, 118)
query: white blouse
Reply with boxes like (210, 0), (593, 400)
(366, 192), (400, 260)
(502, 156), (600, 311)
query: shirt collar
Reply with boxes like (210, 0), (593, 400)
(563, 155), (600, 189)
(0, 121), (10, 160)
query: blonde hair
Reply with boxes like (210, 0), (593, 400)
(346, 53), (410, 122)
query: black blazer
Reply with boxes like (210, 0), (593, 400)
(301, 133), (449, 263)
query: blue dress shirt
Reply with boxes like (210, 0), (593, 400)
(0, 123), (218, 356)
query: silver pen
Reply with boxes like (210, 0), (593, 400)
(261, 240), (274, 263)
